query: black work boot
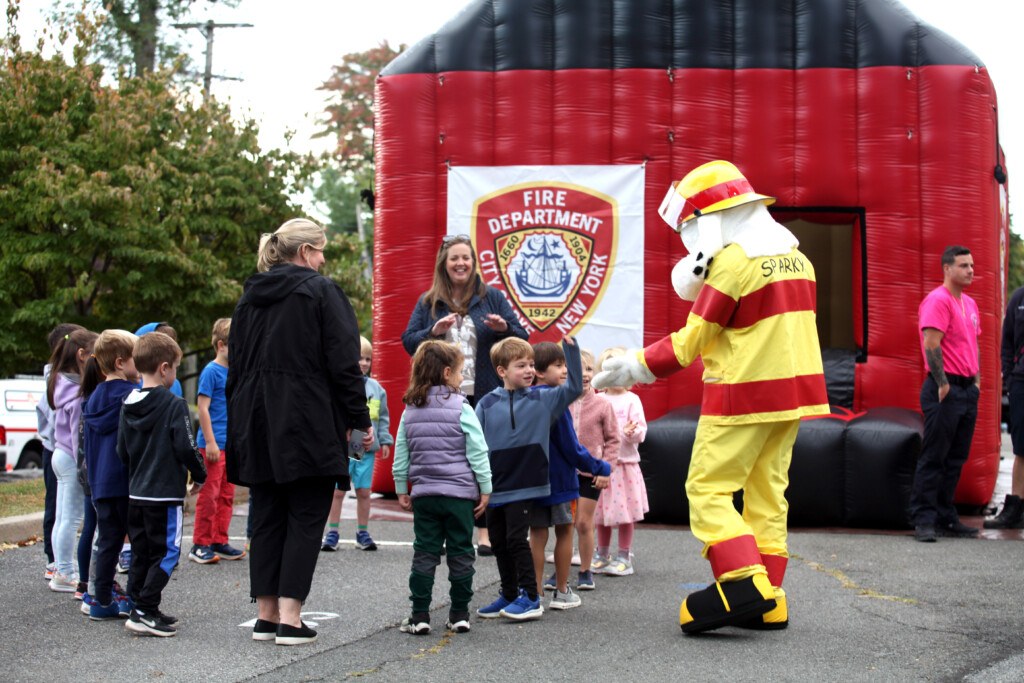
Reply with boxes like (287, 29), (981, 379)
(983, 494), (1024, 529)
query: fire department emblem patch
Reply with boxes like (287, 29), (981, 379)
(473, 182), (618, 340)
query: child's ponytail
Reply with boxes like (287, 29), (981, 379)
(80, 355), (105, 400)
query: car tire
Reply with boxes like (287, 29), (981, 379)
(17, 446), (43, 470)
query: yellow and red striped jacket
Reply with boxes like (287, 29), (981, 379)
(641, 244), (829, 425)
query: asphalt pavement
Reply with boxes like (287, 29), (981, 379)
(2, 487), (1023, 683)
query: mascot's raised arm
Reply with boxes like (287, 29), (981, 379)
(594, 160), (828, 635)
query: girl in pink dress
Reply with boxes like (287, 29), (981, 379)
(592, 347), (649, 576)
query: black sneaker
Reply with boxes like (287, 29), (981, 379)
(914, 525), (937, 542)
(446, 610), (470, 633)
(125, 609), (177, 637)
(154, 609), (178, 627)
(400, 611), (431, 635)
(276, 621), (317, 646)
(937, 521), (979, 538)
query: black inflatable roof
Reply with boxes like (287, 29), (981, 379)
(382, 0), (982, 75)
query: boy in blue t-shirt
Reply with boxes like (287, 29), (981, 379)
(189, 319), (244, 564)
(321, 336), (393, 552)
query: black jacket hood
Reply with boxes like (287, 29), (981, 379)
(243, 264), (321, 307)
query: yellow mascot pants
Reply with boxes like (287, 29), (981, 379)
(686, 418), (800, 584)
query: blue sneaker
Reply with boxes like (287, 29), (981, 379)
(188, 545), (220, 564)
(355, 530), (377, 551)
(90, 600), (123, 621)
(577, 570), (595, 591)
(321, 530), (340, 552)
(117, 549), (131, 574)
(210, 543), (246, 560)
(499, 589), (543, 621)
(115, 595), (134, 617)
(80, 592), (97, 615)
(476, 591), (515, 618)
(543, 573), (557, 591)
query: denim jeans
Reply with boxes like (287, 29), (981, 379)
(52, 448), (85, 577)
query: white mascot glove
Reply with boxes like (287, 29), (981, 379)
(592, 351), (656, 390)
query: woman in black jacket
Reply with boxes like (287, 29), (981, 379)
(227, 218), (373, 646)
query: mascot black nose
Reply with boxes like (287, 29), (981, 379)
(693, 266), (703, 276)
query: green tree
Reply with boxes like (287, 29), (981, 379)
(52, 0), (239, 76)
(1008, 226), (1023, 295)
(0, 7), (318, 375)
(312, 42), (404, 336)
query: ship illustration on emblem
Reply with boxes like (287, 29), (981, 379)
(514, 235), (574, 298)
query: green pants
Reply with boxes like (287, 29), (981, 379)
(409, 496), (476, 613)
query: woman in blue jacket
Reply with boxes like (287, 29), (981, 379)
(402, 235), (528, 404)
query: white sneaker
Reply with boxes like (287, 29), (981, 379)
(49, 572), (78, 593)
(604, 555), (633, 576)
(570, 551), (581, 566)
(549, 587), (582, 610)
(545, 552), (554, 564)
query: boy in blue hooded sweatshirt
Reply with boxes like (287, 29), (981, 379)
(81, 329), (140, 620)
(474, 335), (582, 621)
(528, 341), (611, 611)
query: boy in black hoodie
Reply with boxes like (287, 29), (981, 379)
(117, 332), (207, 637)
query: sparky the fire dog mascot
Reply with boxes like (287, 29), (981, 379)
(593, 161), (828, 634)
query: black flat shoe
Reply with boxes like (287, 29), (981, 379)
(276, 621), (317, 646)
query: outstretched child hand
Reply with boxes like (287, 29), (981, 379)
(622, 420), (639, 437)
(473, 493), (490, 518)
(593, 475), (610, 489)
(398, 493), (412, 511)
(561, 334), (576, 347)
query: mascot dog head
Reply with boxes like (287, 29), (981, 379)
(658, 161), (796, 301)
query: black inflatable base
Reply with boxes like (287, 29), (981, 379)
(638, 406), (923, 529)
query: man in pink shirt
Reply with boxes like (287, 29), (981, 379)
(910, 246), (981, 542)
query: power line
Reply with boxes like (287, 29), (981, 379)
(172, 20), (252, 100)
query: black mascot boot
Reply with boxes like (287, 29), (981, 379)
(679, 573), (775, 635)
(983, 494), (1024, 529)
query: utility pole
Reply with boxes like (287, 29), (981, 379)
(172, 20), (252, 101)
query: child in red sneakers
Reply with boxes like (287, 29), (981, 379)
(190, 319), (244, 565)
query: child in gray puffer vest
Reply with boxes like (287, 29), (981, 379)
(392, 341), (492, 636)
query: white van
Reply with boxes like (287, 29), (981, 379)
(0, 377), (47, 470)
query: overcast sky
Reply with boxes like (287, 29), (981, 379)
(13, 0), (1021, 219)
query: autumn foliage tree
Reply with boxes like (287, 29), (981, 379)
(314, 42), (403, 237)
(0, 7), (319, 375)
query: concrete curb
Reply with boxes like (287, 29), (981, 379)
(0, 512), (43, 545)
(0, 487), (249, 545)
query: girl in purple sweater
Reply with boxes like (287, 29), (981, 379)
(47, 328), (98, 592)
(392, 341), (492, 636)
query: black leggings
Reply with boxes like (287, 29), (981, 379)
(248, 477), (335, 601)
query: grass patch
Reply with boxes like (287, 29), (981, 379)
(0, 478), (46, 518)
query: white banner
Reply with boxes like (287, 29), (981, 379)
(447, 165), (645, 351)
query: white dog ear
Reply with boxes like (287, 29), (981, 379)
(672, 252), (712, 301)
(672, 213), (724, 302)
